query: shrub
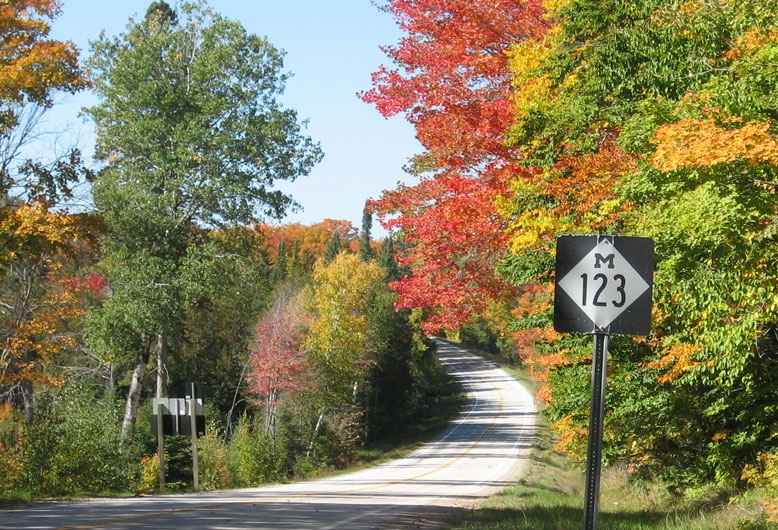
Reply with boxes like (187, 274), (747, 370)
(198, 432), (232, 490)
(227, 413), (286, 487)
(0, 403), (25, 497)
(7, 385), (131, 498)
(138, 453), (161, 494)
(742, 452), (778, 523)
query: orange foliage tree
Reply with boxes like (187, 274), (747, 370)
(258, 220), (358, 260)
(0, 0), (90, 419)
(0, 201), (100, 418)
(0, 0), (88, 200)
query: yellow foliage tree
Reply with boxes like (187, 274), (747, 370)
(304, 253), (384, 407)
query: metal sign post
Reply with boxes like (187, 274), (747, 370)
(553, 234), (654, 530)
(583, 333), (608, 530)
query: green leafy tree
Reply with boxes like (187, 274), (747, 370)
(83, 0), (321, 447)
(500, 0), (778, 488)
(173, 226), (271, 419)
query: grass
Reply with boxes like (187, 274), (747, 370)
(444, 411), (775, 530)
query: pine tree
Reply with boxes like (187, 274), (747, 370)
(271, 241), (287, 284)
(324, 232), (342, 263)
(358, 203), (376, 262)
(379, 236), (400, 282)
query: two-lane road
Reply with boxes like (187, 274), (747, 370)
(1, 340), (535, 529)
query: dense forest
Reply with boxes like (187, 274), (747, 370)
(0, 1), (439, 498)
(364, 0), (778, 514)
(3, 0), (778, 518)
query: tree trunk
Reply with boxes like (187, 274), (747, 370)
(20, 348), (36, 422)
(265, 387), (278, 439)
(20, 378), (34, 423)
(121, 342), (151, 449)
(307, 412), (324, 459)
(156, 332), (168, 398)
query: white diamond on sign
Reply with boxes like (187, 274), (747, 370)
(557, 238), (650, 330)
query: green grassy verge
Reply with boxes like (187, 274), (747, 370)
(445, 397), (775, 530)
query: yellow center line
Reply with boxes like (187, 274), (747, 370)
(62, 359), (507, 529)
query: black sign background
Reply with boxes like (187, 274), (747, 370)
(554, 235), (654, 335)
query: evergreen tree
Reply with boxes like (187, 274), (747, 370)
(379, 236), (400, 282)
(270, 241), (288, 284)
(358, 203), (376, 262)
(324, 232), (342, 263)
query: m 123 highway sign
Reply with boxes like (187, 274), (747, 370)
(554, 235), (654, 335)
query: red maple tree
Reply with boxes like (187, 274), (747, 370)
(248, 288), (310, 433)
(362, 0), (549, 331)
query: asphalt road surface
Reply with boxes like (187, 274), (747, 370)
(1, 339), (536, 529)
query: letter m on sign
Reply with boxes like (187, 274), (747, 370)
(594, 254), (615, 269)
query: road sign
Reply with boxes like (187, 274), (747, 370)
(554, 235), (654, 335)
(151, 384), (206, 494)
(553, 234), (654, 530)
(151, 397), (205, 437)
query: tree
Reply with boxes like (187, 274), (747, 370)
(0, 0), (88, 201)
(270, 240), (288, 284)
(361, 0), (548, 331)
(83, 0), (322, 447)
(499, 0), (778, 487)
(324, 232), (342, 263)
(378, 235), (400, 282)
(260, 220), (358, 261)
(248, 285), (309, 437)
(0, 1), (91, 418)
(173, 225), (271, 420)
(358, 202), (375, 262)
(0, 201), (98, 419)
(305, 254), (383, 406)
(303, 253), (384, 455)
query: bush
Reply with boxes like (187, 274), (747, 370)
(198, 431), (232, 490)
(138, 453), (161, 494)
(0, 403), (25, 497)
(227, 413), (286, 487)
(742, 452), (778, 523)
(16, 385), (130, 498)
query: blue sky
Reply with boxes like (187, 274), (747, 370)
(47, 0), (419, 235)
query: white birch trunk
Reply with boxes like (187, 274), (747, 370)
(121, 346), (149, 448)
(307, 412), (324, 458)
(155, 332), (168, 398)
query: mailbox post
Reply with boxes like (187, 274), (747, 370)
(151, 383), (205, 493)
(186, 382), (201, 492)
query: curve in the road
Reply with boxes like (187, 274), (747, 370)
(2, 339), (536, 530)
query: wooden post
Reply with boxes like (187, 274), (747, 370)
(156, 401), (165, 494)
(189, 383), (200, 492)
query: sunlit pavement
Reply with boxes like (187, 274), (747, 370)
(1, 340), (536, 530)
